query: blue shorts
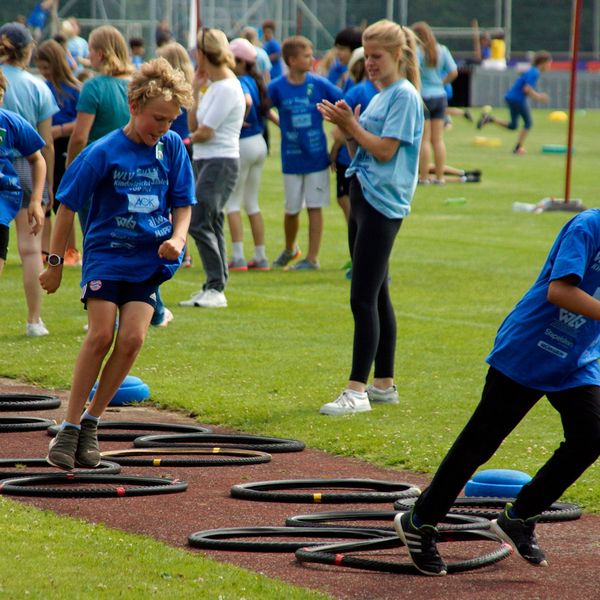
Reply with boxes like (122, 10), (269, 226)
(423, 96), (448, 120)
(506, 99), (532, 130)
(81, 279), (159, 310)
(0, 224), (8, 260)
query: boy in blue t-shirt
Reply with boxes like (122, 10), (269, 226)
(0, 70), (46, 275)
(397, 209), (600, 575)
(268, 35), (343, 270)
(262, 19), (284, 80)
(40, 58), (195, 471)
(477, 51), (552, 155)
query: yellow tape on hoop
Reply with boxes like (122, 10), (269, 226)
(313, 493), (322, 503)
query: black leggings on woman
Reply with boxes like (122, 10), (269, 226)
(348, 177), (402, 383)
(414, 366), (600, 525)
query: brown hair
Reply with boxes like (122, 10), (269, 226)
(128, 57), (193, 111)
(156, 42), (194, 85)
(363, 20), (420, 91)
(0, 69), (7, 98)
(0, 33), (33, 67)
(533, 50), (552, 66)
(89, 25), (134, 76)
(35, 39), (81, 104)
(262, 19), (276, 32)
(410, 21), (438, 68)
(197, 28), (235, 69)
(282, 35), (312, 66)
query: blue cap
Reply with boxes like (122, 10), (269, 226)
(0, 23), (34, 49)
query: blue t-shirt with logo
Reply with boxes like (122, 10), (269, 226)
(56, 128), (196, 285)
(268, 72), (343, 174)
(0, 108), (45, 226)
(505, 67), (540, 104)
(337, 79), (379, 168)
(239, 75), (263, 139)
(488, 209), (600, 391)
(346, 79), (423, 219)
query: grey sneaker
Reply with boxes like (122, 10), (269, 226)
(366, 384), (399, 404)
(286, 258), (319, 271)
(247, 258), (271, 271)
(75, 419), (101, 468)
(394, 510), (447, 576)
(228, 257), (248, 271)
(490, 503), (548, 566)
(272, 247), (301, 268)
(47, 426), (80, 470)
(320, 390), (371, 416)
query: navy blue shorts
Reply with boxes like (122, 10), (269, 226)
(0, 224), (9, 260)
(423, 96), (448, 120)
(81, 279), (159, 310)
(506, 99), (532, 130)
(335, 161), (351, 199)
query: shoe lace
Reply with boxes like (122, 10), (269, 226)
(335, 392), (361, 408)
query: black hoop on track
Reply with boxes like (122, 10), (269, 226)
(393, 495), (583, 522)
(0, 474), (187, 497)
(0, 458), (121, 478)
(286, 510), (490, 532)
(134, 433), (305, 453)
(101, 447), (271, 467)
(0, 417), (56, 432)
(188, 526), (395, 552)
(47, 421), (212, 441)
(230, 479), (421, 503)
(295, 530), (512, 574)
(0, 394), (61, 412)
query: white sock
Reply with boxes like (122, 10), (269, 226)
(253, 245), (266, 261)
(231, 242), (245, 261)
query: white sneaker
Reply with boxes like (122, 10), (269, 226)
(26, 320), (49, 337)
(194, 289), (227, 308)
(320, 390), (371, 416)
(178, 290), (206, 307)
(366, 384), (399, 404)
(154, 307), (174, 327)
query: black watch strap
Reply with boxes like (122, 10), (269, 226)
(47, 254), (64, 266)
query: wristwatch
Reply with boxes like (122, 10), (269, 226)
(47, 254), (64, 266)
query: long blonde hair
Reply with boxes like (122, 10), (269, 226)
(197, 27), (235, 69)
(89, 25), (134, 76)
(411, 21), (438, 67)
(362, 19), (420, 91)
(156, 42), (194, 85)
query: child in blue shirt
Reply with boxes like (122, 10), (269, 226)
(40, 58), (195, 471)
(268, 35), (343, 270)
(395, 208), (600, 576)
(477, 51), (552, 154)
(262, 20), (284, 80)
(0, 70), (46, 275)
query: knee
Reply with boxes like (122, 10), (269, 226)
(86, 329), (115, 356)
(115, 331), (145, 357)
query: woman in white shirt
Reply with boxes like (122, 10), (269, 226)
(179, 28), (245, 309)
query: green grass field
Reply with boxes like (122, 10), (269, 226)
(1, 108), (599, 598)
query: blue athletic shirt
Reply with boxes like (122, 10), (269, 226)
(418, 45), (457, 100)
(45, 81), (80, 126)
(346, 79), (423, 219)
(239, 74), (263, 139)
(263, 38), (283, 79)
(505, 67), (540, 104)
(56, 128), (196, 285)
(170, 108), (190, 140)
(0, 108), (45, 226)
(488, 209), (600, 391)
(268, 72), (343, 174)
(337, 79), (379, 168)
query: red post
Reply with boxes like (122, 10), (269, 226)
(564, 0), (582, 203)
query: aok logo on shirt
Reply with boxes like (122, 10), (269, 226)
(127, 194), (159, 214)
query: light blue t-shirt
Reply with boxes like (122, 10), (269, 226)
(488, 209), (600, 391)
(254, 46), (272, 78)
(57, 128), (196, 285)
(268, 72), (343, 174)
(337, 79), (378, 168)
(0, 108), (45, 226)
(0, 64), (58, 131)
(239, 75), (263, 139)
(346, 79), (423, 219)
(77, 75), (130, 144)
(505, 67), (540, 104)
(418, 44), (457, 100)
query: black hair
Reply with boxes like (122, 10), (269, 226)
(129, 36), (145, 49)
(334, 27), (362, 51)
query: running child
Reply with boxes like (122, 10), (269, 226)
(40, 58), (195, 470)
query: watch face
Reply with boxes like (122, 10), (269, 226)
(48, 254), (63, 266)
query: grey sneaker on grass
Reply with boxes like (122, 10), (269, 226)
(76, 419), (101, 468)
(47, 426), (80, 470)
(272, 247), (301, 268)
(366, 384), (399, 404)
(286, 258), (319, 271)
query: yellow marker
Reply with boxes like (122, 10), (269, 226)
(313, 493), (322, 503)
(212, 447), (221, 453)
(153, 459), (161, 466)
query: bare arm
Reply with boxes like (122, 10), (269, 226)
(39, 204), (75, 293)
(547, 276), (600, 320)
(25, 150), (47, 236)
(51, 119), (77, 140)
(524, 84), (549, 103)
(66, 111), (95, 166)
(37, 117), (54, 199)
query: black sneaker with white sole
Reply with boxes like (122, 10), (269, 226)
(490, 503), (548, 567)
(394, 510), (447, 576)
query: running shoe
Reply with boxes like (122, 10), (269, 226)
(75, 419), (101, 468)
(320, 390), (371, 416)
(366, 384), (399, 404)
(272, 247), (301, 268)
(286, 258), (319, 271)
(228, 257), (248, 271)
(26, 320), (49, 337)
(247, 258), (271, 271)
(47, 426), (79, 470)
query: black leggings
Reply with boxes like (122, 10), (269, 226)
(414, 366), (600, 524)
(348, 177), (402, 383)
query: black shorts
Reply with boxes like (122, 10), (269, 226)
(0, 224), (9, 260)
(335, 162), (351, 198)
(81, 279), (159, 310)
(423, 96), (448, 120)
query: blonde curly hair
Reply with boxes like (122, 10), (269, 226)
(128, 57), (193, 110)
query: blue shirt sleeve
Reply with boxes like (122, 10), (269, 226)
(549, 223), (595, 284)
(380, 86), (422, 145)
(56, 149), (103, 212)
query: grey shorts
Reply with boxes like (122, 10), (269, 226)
(13, 156), (50, 209)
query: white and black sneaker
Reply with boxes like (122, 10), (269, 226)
(394, 510), (447, 576)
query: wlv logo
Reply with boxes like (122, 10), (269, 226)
(558, 309), (586, 329)
(114, 215), (136, 230)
